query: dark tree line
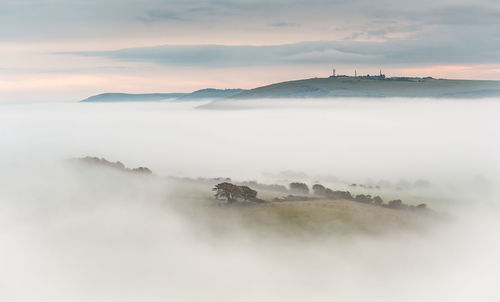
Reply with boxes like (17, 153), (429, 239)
(75, 156), (152, 175)
(212, 180), (428, 211)
(311, 183), (427, 211)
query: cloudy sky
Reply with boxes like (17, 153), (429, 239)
(1, 0), (500, 101)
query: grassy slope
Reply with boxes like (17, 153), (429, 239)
(232, 77), (500, 98)
(167, 182), (440, 239)
(191, 199), (440, 240)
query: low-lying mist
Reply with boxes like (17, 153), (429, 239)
(1, 98), (499, 301)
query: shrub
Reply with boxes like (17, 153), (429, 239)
(324, 189), (353, 200)
(373, 196), (383, 205)
(289, 182), (310, 195)
(240, 186), (258, 201)
(417, 203), (427, 209)
(354, 194), (373, 203)
(312, 184), (326, 196)
(387, 199), (403, 209)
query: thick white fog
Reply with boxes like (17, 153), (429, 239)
(2, 99), (499, 183)
(1, 98), (499, 301)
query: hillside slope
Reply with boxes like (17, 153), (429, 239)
(81, 89), (245, 102)
(232, 77), (500, 98)
(81, 93), (186, 102)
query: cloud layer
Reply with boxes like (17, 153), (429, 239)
(2, 0), (500, 100)
(72, 37), (500, 68)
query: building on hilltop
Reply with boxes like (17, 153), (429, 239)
(329, 67), (386, 79)
(358, 69), (386, 80)
(329, 67), (349, 78)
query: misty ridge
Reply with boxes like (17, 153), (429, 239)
(1, 98), (499, 301)
(71, 156), (437, 215)
(79, 75), (500, 104)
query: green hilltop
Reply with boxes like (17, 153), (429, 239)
(232, 76), (500, 99)
(80, 76), (500, 102)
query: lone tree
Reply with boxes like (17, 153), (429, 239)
(240, 186), (258, 201)
(289, 182), (310, 195)
(213, 182), (243, 203)
(312, 184), (326, 196)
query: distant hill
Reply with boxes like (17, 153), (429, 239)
(68, 156), (153, 175)
(81, 89), (245, 102)
(80, 77), (500, 103)
(176, 88), (245, 100)
(232, 77), (500, 99)
(81, 93), (186, 102)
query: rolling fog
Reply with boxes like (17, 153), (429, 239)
(1, 98), (499, 301)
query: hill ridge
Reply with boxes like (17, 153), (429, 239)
(80, 76), (500, 102)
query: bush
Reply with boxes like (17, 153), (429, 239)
(387, 199), (403, 209)
(312, 184), (326, 196)
(354, 194), (373, 203)
(132, 167), (153, 175)
(289, 182), (310, 195)
(240, 186), (258, 201)
(373, 196), (383, 205)
(324, 189), (353, 200)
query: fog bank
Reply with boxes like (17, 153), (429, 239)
(1, 98), (499, 301)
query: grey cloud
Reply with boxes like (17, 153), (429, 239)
(138, 10), (188, 22)
(67, 42), (374, 68)
(2, 0), (500, 66)
(269, 22), (300, 27)
(67, 34), (500, 68)
(135, 1), (263, 23)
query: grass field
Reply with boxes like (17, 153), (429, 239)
(166, 181), (443, 240)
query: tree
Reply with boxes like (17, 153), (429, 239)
(312, 184), (326, 196)
(355, 194), (373, 203)
(213, 183), (243, 203)
(289, 182), (310, 195)
(417, 203), (427, 209)
(373, 196), (383, 205)
(240, 186), (258, 201)
(132, 167), (153, 175)
(324, 189), (353, 200)
(388, 199), (403, 209)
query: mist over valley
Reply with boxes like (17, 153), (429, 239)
(1, 98), (499, 301)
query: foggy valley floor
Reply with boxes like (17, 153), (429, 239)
(0, 98), (499, 301)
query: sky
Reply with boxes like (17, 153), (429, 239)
(1, 0), (500, 101)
